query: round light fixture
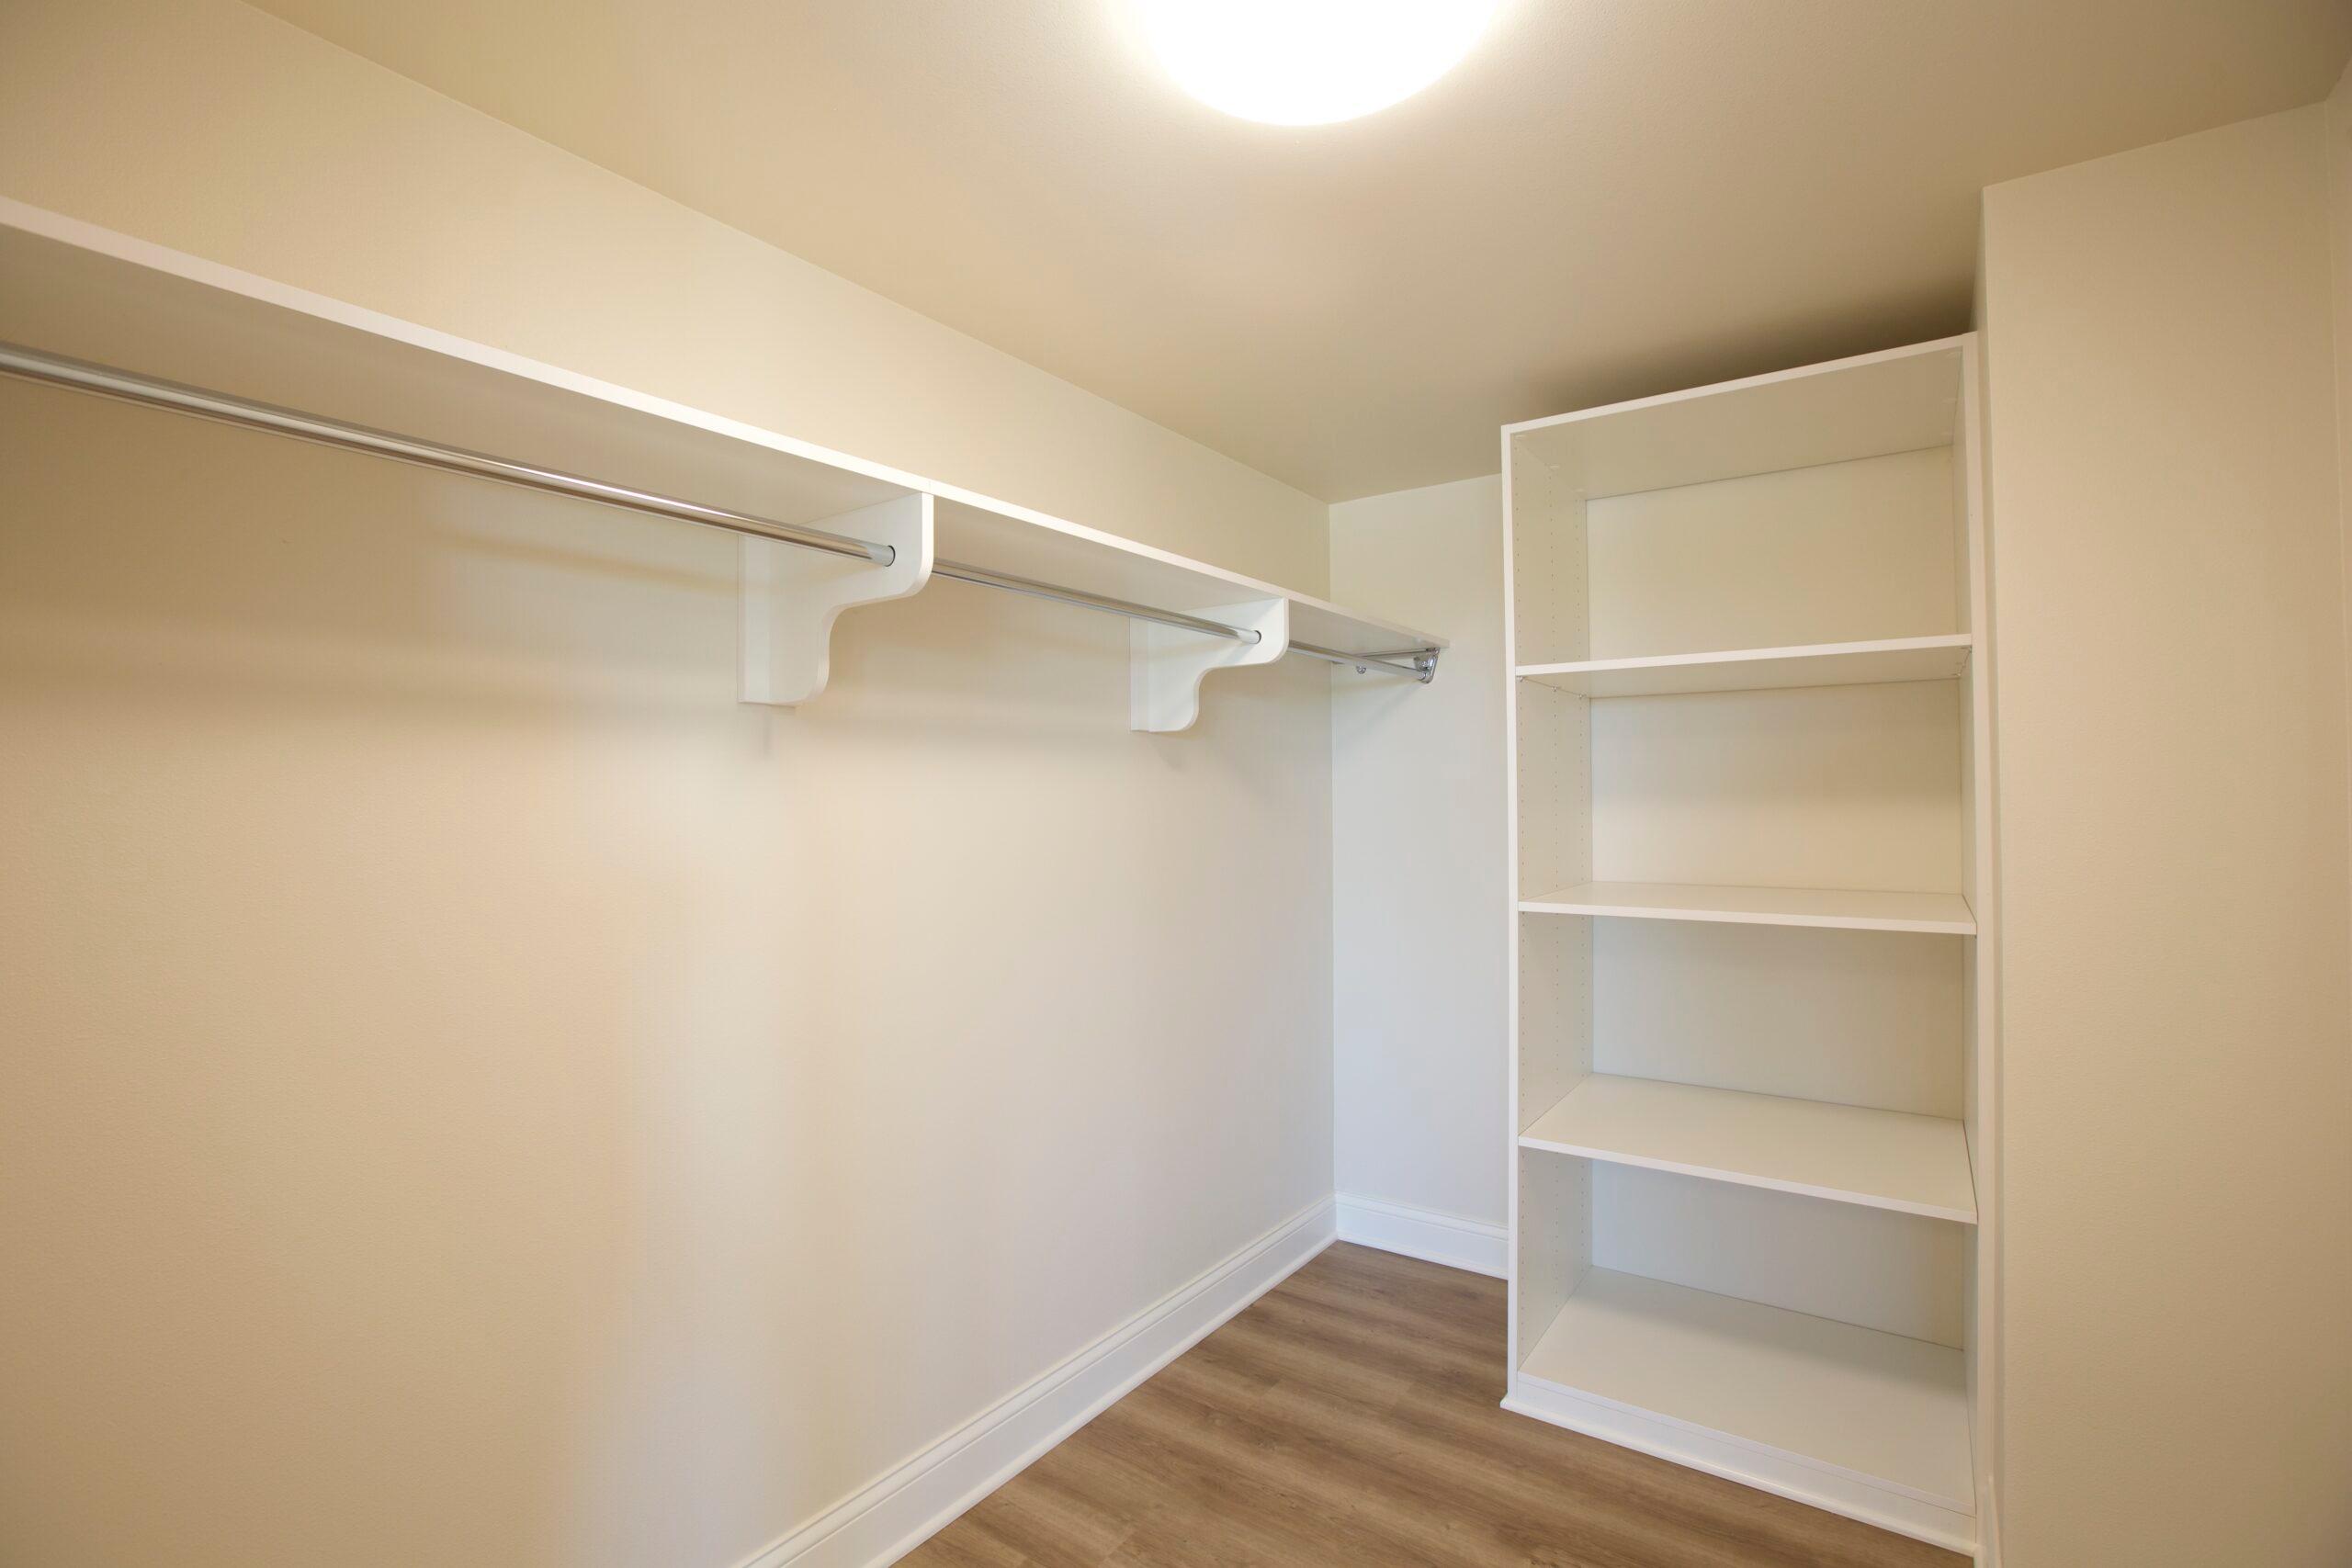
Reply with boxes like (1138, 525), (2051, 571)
(1126, 0), (1499, 127)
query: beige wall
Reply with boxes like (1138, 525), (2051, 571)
(1329, 476), (1510, 1227)
(0, 4), (1338, 1567)
(1982, 105), (2352, 1567)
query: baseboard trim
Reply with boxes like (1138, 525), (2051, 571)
(737, 1197), (1338, 1568)
(1334, 1192), (1507, 1277)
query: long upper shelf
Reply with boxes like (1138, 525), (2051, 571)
(0, 198), (1441, 664)
(1519, 634), (1970, 699)
(1521, 1074), (1976, 1223)
(1519, 880), (1976, 935)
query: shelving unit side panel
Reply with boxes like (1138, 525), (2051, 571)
(1513, 1150), (1589, 1371)
(1955, 333), (2000, 1547)
(1594, 921), (1964, 1118)
(1958, 619), (1982, 934)
(1515, 681), (1591, 897)
(1593, 1164), (1966, 1348)
(1951, 423), (1975, 638)
(1502, 431), (1523, 1388)
(1508, 446), (1589, 665)
(1962, 667), (1983, 1150)
(1585, 447), (1960, 660)
(1506, 438), (1595, 1401)
(1518, 913), (1591, 1134)
(1589, 680), (1967, 894)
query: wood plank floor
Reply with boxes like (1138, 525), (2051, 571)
(900, 1243), (1967, 1568)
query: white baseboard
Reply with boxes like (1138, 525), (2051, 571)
(736, 1197), (1337, 1568)
(1334, 1192), (1508, 1278)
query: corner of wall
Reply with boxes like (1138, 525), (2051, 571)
(1327, 474), (1510, 1237)
(2327, 57), (2352, 960)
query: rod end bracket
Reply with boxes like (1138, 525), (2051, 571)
(741, 493), (933, 707)
(1130, 597), (1288, 734)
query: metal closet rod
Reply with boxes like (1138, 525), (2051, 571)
(0, 342), (1438, 682)
(929, 560), (1433, 681)
(0, 342), (897, 564)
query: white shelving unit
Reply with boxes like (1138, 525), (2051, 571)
(1500, 338), (1998, 1557)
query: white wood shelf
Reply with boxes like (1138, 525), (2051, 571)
(1520, 1075), (1976, 1223)
(1518, 1269), (1973, 1514)
(0, 199), (1441, 664)
(1517, 880), (1975, 935)
(1519, 634), (1969, 699)
(1503, 338), (1967, 501)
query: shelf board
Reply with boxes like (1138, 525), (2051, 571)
(0, 199), (1441, 663)
(1519, 1269), (1973, 1513)
(1520, 1075), (1975, 1223)
(1504, 338), (1965, 501)
(1519, 635), (1970, 699)
(1519, 881), (1975, 935)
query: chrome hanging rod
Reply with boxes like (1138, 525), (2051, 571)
(0, 341), (1438, 682)
(0, 343), (896, 564)
(1287, 642), (1438, 682)
(930, 559), (1263, 642)
(924, 561), (1434, 680)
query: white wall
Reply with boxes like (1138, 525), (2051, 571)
(1329, 476), (1510, 1247)
(0, 5), (1338, 1567)
(1981, 104), (2352, 1567)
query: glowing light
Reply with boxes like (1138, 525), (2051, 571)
(1127, 0), (1499, 126)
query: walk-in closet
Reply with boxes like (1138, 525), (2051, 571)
(5, 6), (2348, 1568)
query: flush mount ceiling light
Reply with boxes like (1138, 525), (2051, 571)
(1126, 0), (1500, 126)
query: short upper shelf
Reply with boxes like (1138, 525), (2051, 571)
(1520, 1074), (1976, 1223)
(1505, 339), (1967, 501)
(1518, 1269), (1973, 1515)
(1518, 634), (1969, 699)
(1518, 881), (1976, 935)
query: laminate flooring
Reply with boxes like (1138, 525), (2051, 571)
(900, 1242), (1968, 1568)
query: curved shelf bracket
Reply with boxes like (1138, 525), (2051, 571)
(740, 493), (934, 707)
(1129, 597), (1289, 734)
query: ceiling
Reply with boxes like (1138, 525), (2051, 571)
(246, 0), (2352, 502)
